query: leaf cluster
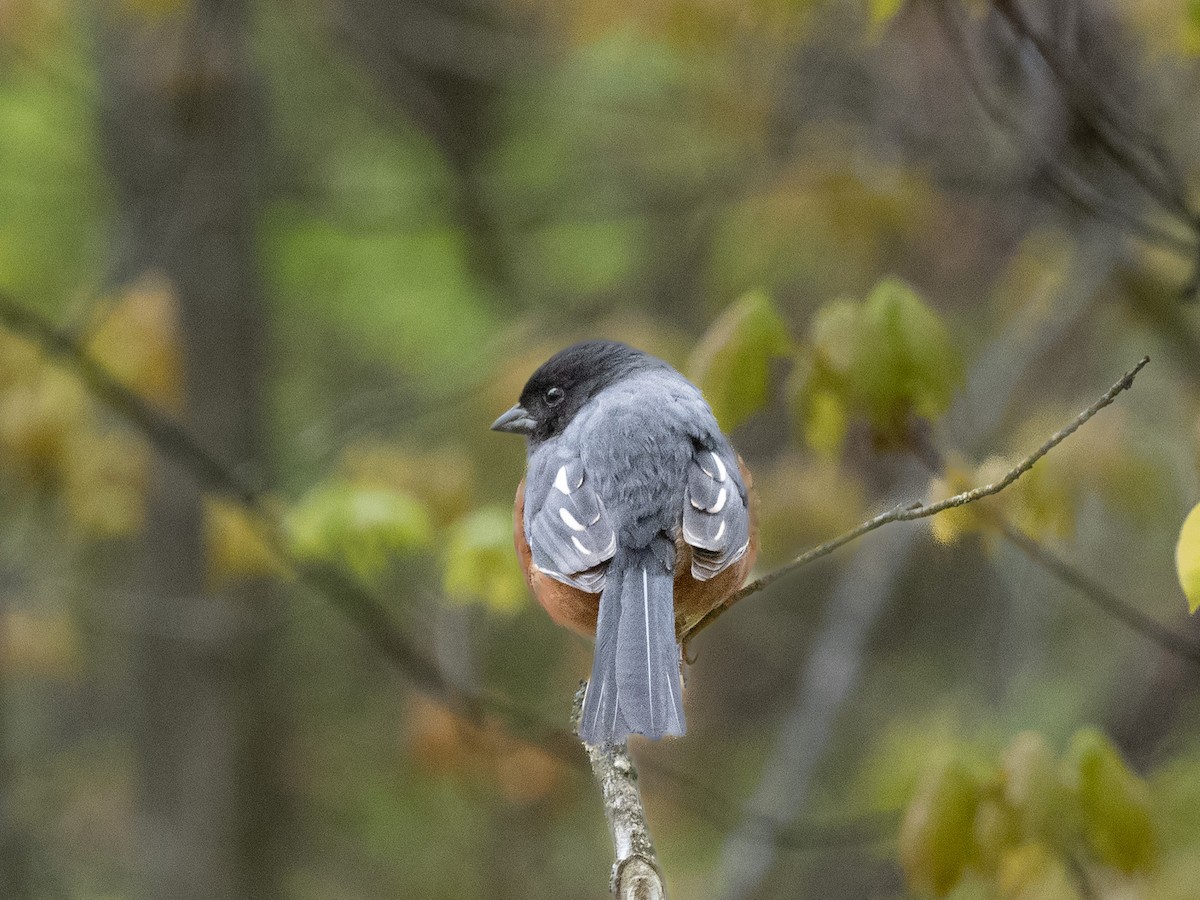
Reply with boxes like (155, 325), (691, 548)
(900, 729), (1157, 899)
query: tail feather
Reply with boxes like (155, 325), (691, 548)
(580, 579), (626, 743)
(579, 545), (684, 745)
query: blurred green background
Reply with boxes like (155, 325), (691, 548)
(1, 0), (1199, 897)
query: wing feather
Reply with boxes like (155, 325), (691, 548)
(682, 446), (750, 581)
(525, 456), (615, 592)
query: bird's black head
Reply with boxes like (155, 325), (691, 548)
(491, 340), (658, 443)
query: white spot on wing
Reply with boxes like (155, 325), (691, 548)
(571, 536), (591, 555)
(553, 466), (572, 495)
(715, 520), (726, 542)
(708, 487), (727, 514)
(711, 452), (727, 482)
(559, 507), (586, 531)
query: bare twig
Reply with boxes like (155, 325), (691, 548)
(681, 356), (1150, 642)
(572, 684), (666, 900)
(990, 0), (1195, 223)
(999, 523), (1200, 666)
(931, 0), (1196, 257)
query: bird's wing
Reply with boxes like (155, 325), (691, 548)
(524, 455), (615, 593)
(682, 445), (751, 581)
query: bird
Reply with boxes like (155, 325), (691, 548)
(491, 340), (756, 745)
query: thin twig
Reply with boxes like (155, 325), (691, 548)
(999, 523), (1200, 666)
(931, 0), (1196, 257)
(681, 356), (1150, 642)
(990, 0), (1195, 222)
(572, 684), (666, 900)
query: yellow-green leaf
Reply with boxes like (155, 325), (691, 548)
(802, 389), (848, 460)
(809, 297), (874, 377)
(861, 277), (963, 424)
(1176, 502), (1200, 613)
(205, 497), (282, 587)
(869, 0), (905, 34)
(796, 277), (962, 452)
(1066, 729), (1157, 874)
(1002, 732), (1075, 850)
(899, 756), (982, 896)
(995, 844), (1079, 900)
(1187, 0), (1200, 56)
(287, 482), (431, 579)
(443, 507), (527, 613)
(689, 290), (792, 431)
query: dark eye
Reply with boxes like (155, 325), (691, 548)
(545, 386), (565, 406)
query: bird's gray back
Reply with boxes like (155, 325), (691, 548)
(562, 371), (719, 547)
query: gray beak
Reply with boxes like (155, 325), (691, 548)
(490, 403), (537, 435)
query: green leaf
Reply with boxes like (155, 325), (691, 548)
(688, 290), (792, 431)
(899, 756), (982, 896)
(860, 277), (963, 423)
(442, 507), (527, 614)
(994, 844), (1079, 900)
(287, 482), (432, 579)
(810, 297), (875, 377)
(1066, 728), (1157, 874)
(1002, 732), (1076, 850)
(1176, 502), (1200, 613)
(796, 277), (962, 452)
(869, 0), (905, 32)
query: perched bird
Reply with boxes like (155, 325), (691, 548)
(491, 340), (756, 745)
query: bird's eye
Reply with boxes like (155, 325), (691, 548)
(545, 386), (565, 406)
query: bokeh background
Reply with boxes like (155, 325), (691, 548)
(1, 0), (1199, 897)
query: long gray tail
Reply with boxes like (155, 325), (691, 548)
(579, 545), (685, 745)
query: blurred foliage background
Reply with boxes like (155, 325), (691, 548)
(1, 0), (1200, 897)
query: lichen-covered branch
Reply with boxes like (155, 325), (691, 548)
(572, 684), (666, 900)
(681, 356), (1150, 642)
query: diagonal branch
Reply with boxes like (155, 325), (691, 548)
(0, 287), (572, 753)
(681, 356), (1151, 643)
(999, 523), (1200, 666)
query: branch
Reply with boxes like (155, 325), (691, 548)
(990, 0), (1195, 223)
(0, 288), (581, 758)
(572, 684), (666, 900)
(931, 0), (1196, 258)
(681, 356), (1151, 642)
(999, 523), (1200, 666)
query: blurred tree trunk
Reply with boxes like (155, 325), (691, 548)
(97, 2), (282, 899)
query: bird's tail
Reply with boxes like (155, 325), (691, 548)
(579, 543), (685, 745)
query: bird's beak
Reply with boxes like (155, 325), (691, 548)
(490, 403), (537, 435)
